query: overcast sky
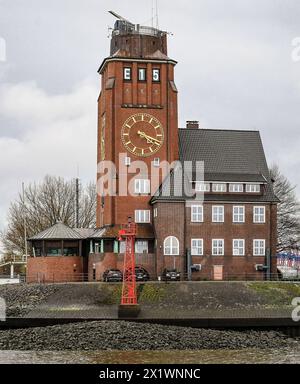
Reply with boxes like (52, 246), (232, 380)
(0, 0), (300, 232)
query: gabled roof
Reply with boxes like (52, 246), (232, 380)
(179, 128), (269, 174)
(29, 222), (82, 240)
(152, 128), (278, 203)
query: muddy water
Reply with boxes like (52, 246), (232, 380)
(0, 348), (300, 364)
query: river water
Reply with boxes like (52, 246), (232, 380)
(0, 348), (300, 364)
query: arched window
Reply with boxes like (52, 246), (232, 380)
(164, 236), (179, 256)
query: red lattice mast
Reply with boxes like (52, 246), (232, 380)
(118, 220), (137, 305)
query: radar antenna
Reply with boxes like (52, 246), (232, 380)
(108, 10), (134, 25)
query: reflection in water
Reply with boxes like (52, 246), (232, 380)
(0, 348), (300, 364)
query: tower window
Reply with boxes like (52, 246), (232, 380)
(153, 158), (160, 167)
(152, 69), (160, 82)
(138, 68), (147, 81)
(135, 210), (151, 223)
(134, 179), (150, 194)
(124, 67), (132, 81)
(125, 157), (131, 166)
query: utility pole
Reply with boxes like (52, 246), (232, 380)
(75, 178), (80, 228)
(22, 182), (28, 257)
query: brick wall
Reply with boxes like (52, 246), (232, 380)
(153, 201), (278, 280)
(27, 256), (83, 283)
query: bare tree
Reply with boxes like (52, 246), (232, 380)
(1, 176), (96, 256)
(270, 165), (300, 251)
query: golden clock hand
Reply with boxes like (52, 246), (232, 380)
(137, 131), (161, 145)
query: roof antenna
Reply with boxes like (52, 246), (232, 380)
(151, 0), (154, 28)
(155, 0), (159, 30)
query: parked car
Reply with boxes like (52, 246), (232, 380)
(103, 269), (123, 282)
(161, 268), (181, 281)
(135, 266), (150, 282)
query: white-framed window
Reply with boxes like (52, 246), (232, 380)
(233, 206), (245, 223)
(134, 179), (150, 194)
(253, 239), (266, 256)
(125, 156), (131, 166)
(191, 205), (204, 222)
(212, 183), (227, 192)
(135, 210), (150, 223)
(212, 206), (224, 222)
(195, 182), (210, 192)
(212, 239), (224, 256)
(229, 183), (243, 193)
(164, 236), (179, 255)
(253, 206), (266, 223)
(246, 184), (260, 193)
(233, 239), (245, 256)
(138, 68), (146, 81)
(191, 239), (204, 256)
(153, 207), (158, 218)
(119, 241), (126, 254)
(135, 240), (148, 254)
(153, 158), (160, 167)
(123, 67), (132, 80)
(152, 68), (160, 82)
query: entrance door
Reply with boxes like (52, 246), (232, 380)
(213, 265), (223, 281)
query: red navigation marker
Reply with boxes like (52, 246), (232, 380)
(118, 220), (137, 306)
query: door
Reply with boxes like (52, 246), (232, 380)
(213, 265), (223, 281)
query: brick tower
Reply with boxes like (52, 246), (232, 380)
(97, 12), (179, 227)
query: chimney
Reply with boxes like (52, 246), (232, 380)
(186, 121), (199, 129)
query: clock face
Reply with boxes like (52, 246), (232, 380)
(121, 113), (164, 157)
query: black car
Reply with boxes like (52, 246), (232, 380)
(103, 269), (123, 282)
(135, 266), (150, 282)
(161, 268), (181, 281)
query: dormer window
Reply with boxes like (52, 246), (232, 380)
(195, 182), (210, 192)
(229, 183), (243, 193)
(246, 184), (260, 193)
(212, 183), (227, 192)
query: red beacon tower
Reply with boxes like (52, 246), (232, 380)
(118, 218), (140, 317)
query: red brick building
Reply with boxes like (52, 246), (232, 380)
(27, 15), (278, 282)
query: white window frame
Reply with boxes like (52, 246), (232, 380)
(233, 206), (245, 223)
(212, 183), (227, 192)
(191, 239), (204, 256)
(253, 206), (266, 223)
(134, 179), (150, 194)
(164, 236), (179, 256)
(212, 239), (224, 256)
(123, 67), (132, 80)
(233, 239), (245, 256)
(253, 239), (266, 256)
(135, 240), (148, 254)
(135, 210), (150, 223)
(191, 205), (204, 223)
(152, 68), (160, 82)
(138, 68), (146, 81)
(119, 241), (126, 254)
(246, 184), (260, 193)
(153, 158), (160, 167)
(229, 183), (244, 193)
(125, 156), (131, 166)
(212, 205), (224, 223)
(195, 182), (210, 192)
